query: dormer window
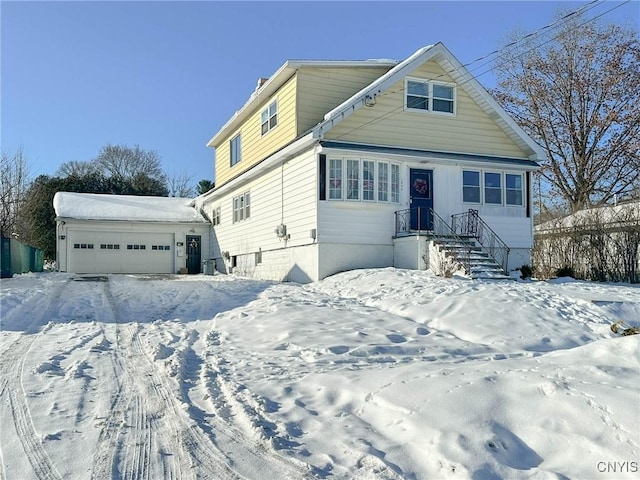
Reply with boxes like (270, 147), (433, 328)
(405, 78), (455, 114)
(261, 100), (278, 135)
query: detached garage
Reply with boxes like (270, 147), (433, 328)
(54, 192), (210, 274)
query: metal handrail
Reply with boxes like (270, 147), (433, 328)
(451, 209), (510, 273)
(431, 209), (472, 274)
(394, 207), (430, 236)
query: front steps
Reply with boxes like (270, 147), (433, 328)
(433, 236), (511, 280)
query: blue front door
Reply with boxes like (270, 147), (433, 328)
(409, 169), (433, 230)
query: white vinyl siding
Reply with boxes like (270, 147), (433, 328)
(202, 149), (319, 279)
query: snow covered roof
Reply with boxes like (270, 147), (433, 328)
(535, 200), (640, 234)
(53, 192), (207, 223)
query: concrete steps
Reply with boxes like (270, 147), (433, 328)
(433, 236), (511, 280)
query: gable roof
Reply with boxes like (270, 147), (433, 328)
(312, 43), (545, 161)
(53, 192), (207, 223)
(206, 58), (399, 148)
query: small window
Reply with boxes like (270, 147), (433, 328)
(363, 161), (375, 201)
(484, 172), (502, 205)
(329, 159), (342, 200)
(406, 80), (429, 110)
(127, 245), (133, 250)
(432, 84), (454, 113)
(164, 245), (170, 251)
(114, 244), (120, 250)
(232, 192), (251, 223)
(261, 100), (278, 135)
(230, 134), (242, 167)
(255, 248), (262, 265)
(406, 77), (455, 114)
(391, 164), (400, 203)
(463, 171), (481, 203)
(347, 160), (360, 200)
(506, 174), (523, 206)
(212, 206), (221, 226)
(74, 244), (80, 249)
(152, 245), (158, 250)
(378, 162), (389, 202)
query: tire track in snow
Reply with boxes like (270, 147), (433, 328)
(91, 280), (239, 480)
(0, 278), (71, 480)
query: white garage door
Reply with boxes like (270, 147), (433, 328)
(67, 230), (174, 274)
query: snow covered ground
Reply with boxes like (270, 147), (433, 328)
(1, 268), (638, 479)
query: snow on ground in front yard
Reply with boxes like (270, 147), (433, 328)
(1, 268), (638, 479)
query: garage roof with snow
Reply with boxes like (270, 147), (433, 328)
(53, 192), (208, 223)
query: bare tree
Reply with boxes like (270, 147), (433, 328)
(493, 14), (640, 211)
(167, 170), (196, 198)
(0, 147), (30, 236)
(56, 160), (99, 177)
(94, 144), (166, 182)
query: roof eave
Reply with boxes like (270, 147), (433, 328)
(206, 59), (399, 148)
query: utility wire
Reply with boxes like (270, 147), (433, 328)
(331, 0), (632, 142)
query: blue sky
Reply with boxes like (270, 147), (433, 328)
(2, 1), (637, 186)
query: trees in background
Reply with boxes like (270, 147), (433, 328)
(493, 13), (640, 212)
(0, 147), (30, 237)
(17, 144), (174, 258)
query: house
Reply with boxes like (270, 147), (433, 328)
(534, 200), (640, 282)
(54, 192), (210, 274)
(196, 43), (545, 283)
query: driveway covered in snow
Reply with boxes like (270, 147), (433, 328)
(1, 270), (639, 479)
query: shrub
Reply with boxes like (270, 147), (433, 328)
(518, 264), (533, 280)
(555, 265), (575, 278)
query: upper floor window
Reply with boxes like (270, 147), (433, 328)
(406, 78), (455, 114)
(230, 134), (242, 167)
(261, 100), (278, 135)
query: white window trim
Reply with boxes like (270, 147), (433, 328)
(232, 192), (251, 223)
(405, 76), (456, 116)
(326, 157), (400, 204)
(230, 134), (242, 167)
(484, 171), (503, 206)
(505, 173), (525, 207)
(462, 169), (525, 207)
(462, 169), (482, 205)
(261, 100), (278, 136)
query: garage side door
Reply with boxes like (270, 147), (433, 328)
(67, 230), (174, 274)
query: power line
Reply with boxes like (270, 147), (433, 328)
(331, 0), (632, 142)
